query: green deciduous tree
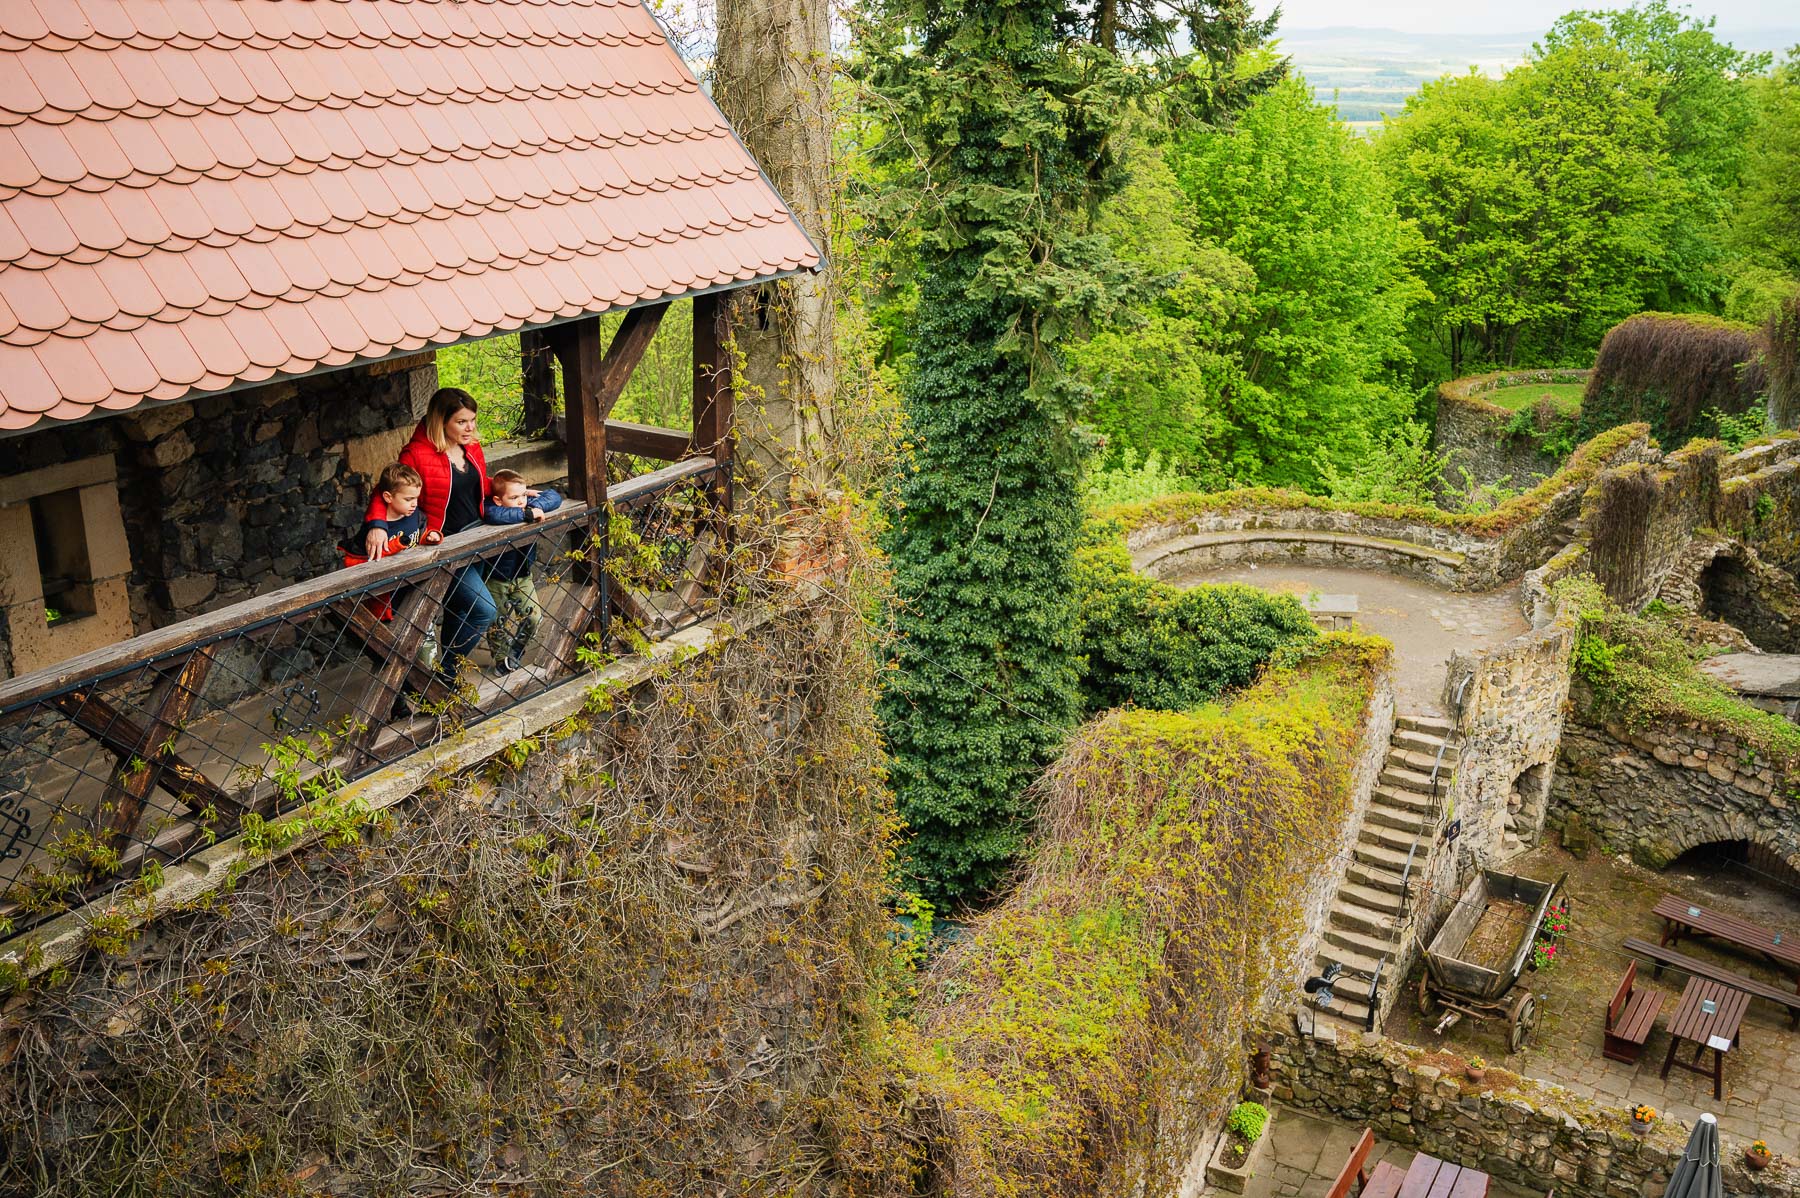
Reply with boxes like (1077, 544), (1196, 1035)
(1729, 49), (1800, 318)
(1167, 77), (1426, 489)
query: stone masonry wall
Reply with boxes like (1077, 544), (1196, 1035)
(1446, 621), (1578, 860)
(1549, 714), (1799, 872)
(1434, 393), (1566, 497)
(1267, 1024), (1799, 1198)
(0, 356), (434, 679)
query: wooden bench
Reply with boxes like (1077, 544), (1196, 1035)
(1603, 959), (1663, 1063)
(1326, 1128), (1378, 1198)
(1622, 937), (1800, 1029)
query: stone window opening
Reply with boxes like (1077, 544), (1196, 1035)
(1507, 762), (1553, 847)
(0, 455), (133, 679)
(29, 488), (95, 626)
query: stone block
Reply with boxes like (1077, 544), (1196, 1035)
(165, 573), (217, 612)
(343, 427), (413, 478)
(120, 402), (193, 442)
(145, 431), (194, 468)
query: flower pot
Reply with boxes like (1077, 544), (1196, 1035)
(1746, 1148), (1772, 1172)
(1205, 1131), (1268, 1194)
(1465, 1067), (1485, 1083)
(1630, 1118), (1654, 1136)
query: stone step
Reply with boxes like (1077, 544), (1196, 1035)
(1380, 764), (1439, 794)
(1387, 747), (1445, 774)
(1315, 964), (1379, 1003)
(1336, 880), (1405, 917)
(1361, 821), (1427, 854)
(1346, 859), (1407, 894)
(1373, 785), (1435, 814)
(1365, 803), (1431, 834)
(1331, 897), (1400, 937)
(1392, 729), (1451, 755)
(1317, 943), (1386, 979)
(1324, 925), (1401, 960)
(1354, 840), (1416, 872)
(1397, 713), (1455, 736)
(1503, 833), (1522, 856)
(1320, 997), (1373, 1030)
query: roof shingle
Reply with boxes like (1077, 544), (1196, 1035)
(0, 0), (820, 432)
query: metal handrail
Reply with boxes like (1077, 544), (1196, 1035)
(1366, 954), (1387, 1032)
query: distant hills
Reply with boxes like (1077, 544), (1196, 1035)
(1282, 24), (1800, 127)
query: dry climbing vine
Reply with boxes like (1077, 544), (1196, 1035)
(0, 507), (903, 1198)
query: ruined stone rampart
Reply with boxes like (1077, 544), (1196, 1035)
(1433, 369), (1588, 495)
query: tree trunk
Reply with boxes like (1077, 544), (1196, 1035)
(713, 0), (835, 501)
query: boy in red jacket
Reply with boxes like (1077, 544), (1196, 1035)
(339, 463), (441, 671)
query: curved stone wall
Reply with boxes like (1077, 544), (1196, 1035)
(1433, 368), (1590, 495)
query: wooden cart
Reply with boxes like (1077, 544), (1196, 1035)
(1417, 868), (1566, 1052)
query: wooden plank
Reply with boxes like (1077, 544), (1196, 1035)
(1396, 1152), (1445, 1198)
(556, 315), (607, 505)
(1445, 1167), (1490, 1198)
(343, 573), (452, 773)
(520, 328), (557, 436)
(1364, 1162), (1407, 1198)
(54, 689), (240, 818)
(98, 646), (213, 846)
(1655, 892), (1800, 971)
(692, 290), (733, 467)
(1424, 1162), (1461, 1198)
(334, 600), (452, 705)
(541, 575), (603, 674)
(674, 531), (717, 609)
(1324, 1128), (1376, 1198)
(605, 419), (690, 461)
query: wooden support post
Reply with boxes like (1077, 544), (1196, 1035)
(692, 291), (734, 469)
(552, 304), (670, 504)
(519, 329), (557, 438)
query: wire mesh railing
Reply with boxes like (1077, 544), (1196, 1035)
(0, 457), (727, 937)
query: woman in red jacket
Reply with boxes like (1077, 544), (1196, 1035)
(399, 387), (496, 679)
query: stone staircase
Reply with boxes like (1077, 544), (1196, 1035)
(1311, 713), (1455, 1031)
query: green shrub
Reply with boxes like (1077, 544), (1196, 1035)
(1227, 1101), (1271, 1143)
(1072, 525), (1318, 715)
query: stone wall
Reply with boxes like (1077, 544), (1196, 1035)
(1446, 621), (1578, 860)
(1433, 370), (1585, 497)
(1723, 434), (1800, 579)
(1267, 1024), (1798, 1198)
(0, 356), (435, 680)
(1549, 715), (1799, 872)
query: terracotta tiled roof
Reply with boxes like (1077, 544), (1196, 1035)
(0, 0), (820, 432)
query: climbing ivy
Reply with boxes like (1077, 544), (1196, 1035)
(860, 0), (1279, 906)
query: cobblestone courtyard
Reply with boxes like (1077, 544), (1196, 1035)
(1384, 840), (1800, 1149)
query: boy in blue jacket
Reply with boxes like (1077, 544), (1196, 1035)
(483, 469), (562, 672)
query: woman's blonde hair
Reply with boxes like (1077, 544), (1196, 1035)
(423, 387), (479, 453)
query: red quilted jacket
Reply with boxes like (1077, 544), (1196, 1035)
(396, 421), (489, 538)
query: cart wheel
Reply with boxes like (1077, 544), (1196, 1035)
(1509, 992), (1538, 1052)
(1418, 976), (1437, 1017)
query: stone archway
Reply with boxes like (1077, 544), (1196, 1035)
(1638, 808), (1800, 880)
(1661, 537), (1800, 653)
(1507, 762), (1554, 848)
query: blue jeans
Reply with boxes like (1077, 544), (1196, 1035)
(441, 563), (497, 673)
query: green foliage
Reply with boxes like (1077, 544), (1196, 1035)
(1700, 405), (1771, 450)
(862, 0), (1277, 907)
(1168, 78), (1425, 489)
(1381, 4), (1761, 375)
(1503, 400), (1582, 461)
(1730, 50), (1800, 280)
(1083, 448), (1199, 512)
(1226, 1101), (1271, 1143)
(1560, 579), (1800, 776)
(1316, 421), (1447, 507)
(1071, 524), (1317, 714)
(887, 637), (1389, 1195)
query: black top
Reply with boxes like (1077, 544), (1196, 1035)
(442, 458), (483, 536)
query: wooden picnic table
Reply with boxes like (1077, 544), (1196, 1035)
(1660, 976), (1749, 1101)
(1363, 1151), (1489, 1198)
(1656, 893), (1800, 991)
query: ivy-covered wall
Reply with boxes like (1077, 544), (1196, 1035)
(879, 636), (1393, 1198)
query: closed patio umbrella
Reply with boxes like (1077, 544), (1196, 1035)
(1663, 1113), (1722, 1198)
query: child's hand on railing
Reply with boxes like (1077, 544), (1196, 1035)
(527, 508), (545, 523)
(422, 529), (443, 545)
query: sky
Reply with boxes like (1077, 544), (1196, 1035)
(1260, 0), (1799, 35)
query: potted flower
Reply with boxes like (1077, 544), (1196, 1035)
(1746, 1140), (1773, 1171)
(1206, 1101), (1272, 1193)
(1465, 1055), (1486, 1083)
(1630, 1105), (1657, 1134)
(1531, 901), (1569, 972)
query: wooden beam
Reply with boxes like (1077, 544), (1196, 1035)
(97, 647), (215, 847)
(692, 292), (733, 465)
(55, 689), (240, 820)
(553, 303), (671, 504)
(605, 419), (690, 462)
(344, 573), (454, 773)
(519, 329), (557, 437)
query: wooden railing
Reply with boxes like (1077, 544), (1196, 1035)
(0, 457), (726, 936)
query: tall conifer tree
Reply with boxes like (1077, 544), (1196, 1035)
(863, 1), (1279, 904)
